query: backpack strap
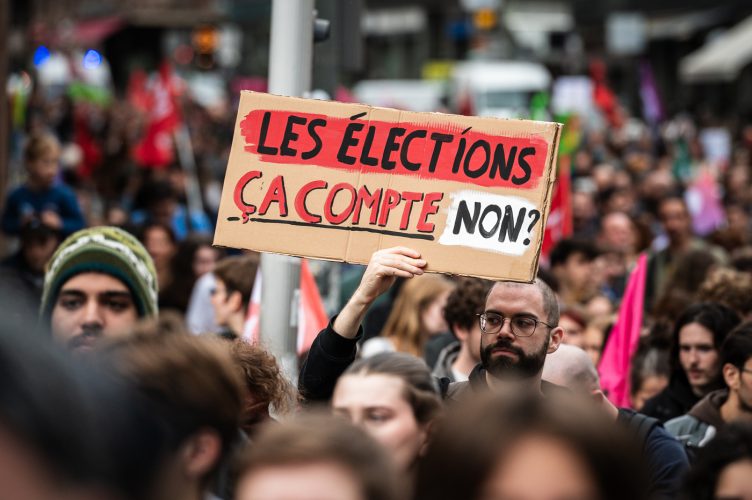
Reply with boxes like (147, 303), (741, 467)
(622, 409), (661, 449)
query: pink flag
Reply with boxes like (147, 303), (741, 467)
(242, 259), (328, 354)
(687, 168), (725, 237)
(598, 253), (648, 408)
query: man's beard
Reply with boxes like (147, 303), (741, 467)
(480, 337), (549, 380)
(67, 325), (104, 352)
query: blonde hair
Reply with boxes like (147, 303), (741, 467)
(381, 274), (454, 356)
(24, 133), (60, 165)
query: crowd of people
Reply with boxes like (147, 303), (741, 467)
(4, 67), (752, 500)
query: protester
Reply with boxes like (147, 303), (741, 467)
(666, 322), (752, 449)
(558, 306), (588, 349)
(234, 413), (403, 500)
(40, 225), (158, 352)
(299, 247), (565, 402)
(1, 132), (86, 237)
(549, 238), (600, 308)
(159, 234), (222, 314)
(130, 179), (213, 241)
(0, 320), (170, 500)
(414, 393), (649, 500)
(0, 326), (115, 500)
(360, 273), (454, 358)
(645, 197), (725, 312)
(642, 303), (741, 422)
(630, 340), (671, 411)
(331, 352), (442, 473)
(100, 330), (244, 500)
(0, 219), (61, 325)
(431, 277), (492, 382)
(139, 221), (178, 307)
(210, 254), (260, 339)
(542, 344), (689, 499)
(581, 317), (608, 367)
(682, 422), (752, 500)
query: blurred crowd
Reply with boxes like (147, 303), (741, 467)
(4, 65), (752, 500)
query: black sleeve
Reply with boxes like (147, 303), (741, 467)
(298, 316), (362, 403)
(644, 425), (690, 500)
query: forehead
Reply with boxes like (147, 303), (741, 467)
(660, 200), (687, 216)
(678, 323), (714, 345)
(486, 283), (545, 317)
(59, 272), (131, 295)
(333, 373), (408, 407)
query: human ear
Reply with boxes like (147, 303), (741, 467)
(228, 290), (244, 313)
(723, 363), (740, 391)
(179, 429), (222, 480)
(547, 327), (564, 353)
(453, 324), (470, 342)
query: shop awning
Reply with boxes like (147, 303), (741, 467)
(680, 14), (752, 83)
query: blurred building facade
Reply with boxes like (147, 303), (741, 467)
(8, 0), (752, 119)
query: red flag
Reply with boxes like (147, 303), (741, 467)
(541, 155), (573, 261)
(297, 260), (329, 354)
(598, 253), (648, 408)
(127, 69), (150, 113)
(242, 270), (263, 343)
(133, 62), (181, 169)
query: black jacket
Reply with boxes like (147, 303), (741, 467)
(641, 374), (701, 423)
(618, 409), (690, 499)
(299, 318), (362, 402)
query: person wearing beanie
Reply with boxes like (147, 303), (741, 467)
(40, 226), (158, 352)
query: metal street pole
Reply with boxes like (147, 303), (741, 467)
(261, 0), (315, 377)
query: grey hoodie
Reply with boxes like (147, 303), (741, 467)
(664, 389), (728, 448)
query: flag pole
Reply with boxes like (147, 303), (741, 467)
(260, 0), (315, 378)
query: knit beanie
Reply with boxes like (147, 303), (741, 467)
(41, 226), (159, 319)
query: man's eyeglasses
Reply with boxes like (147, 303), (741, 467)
(477, 312), (555, 337)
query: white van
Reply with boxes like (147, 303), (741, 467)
(352, 79), (446, 113)
(450, 61), (551, 119)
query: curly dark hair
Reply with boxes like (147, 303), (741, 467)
(698, 268), (752, 317)
(230, 340), (297, 415)
(443, 277), (493, 335)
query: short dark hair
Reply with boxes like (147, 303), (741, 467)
(213, 254), (260, 308)
(491, 279), (560, 326)
(549, 238), (599, 268)
(443, 277), (493, 334)
(101, 332), (244, 483)
(138, 180), (177, 207)
(630, 341), (670, 399)
(415, 393), (648, 500)
(344, 352), (441, 426)
(683, 422), (752, 500)
(235, 413), (402, 500)
(721, 322), (752, 369)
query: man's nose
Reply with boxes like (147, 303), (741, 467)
(496, 318), (515, 339)
(689, 349), (701, 364)
(81, 299), (104, 326)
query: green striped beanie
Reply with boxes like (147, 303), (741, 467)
(41, 226), (159, 319)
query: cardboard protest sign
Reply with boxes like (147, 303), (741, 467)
(214, 91), (561, 282)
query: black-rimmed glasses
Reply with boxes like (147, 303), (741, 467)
(477, 312), (555, 337)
